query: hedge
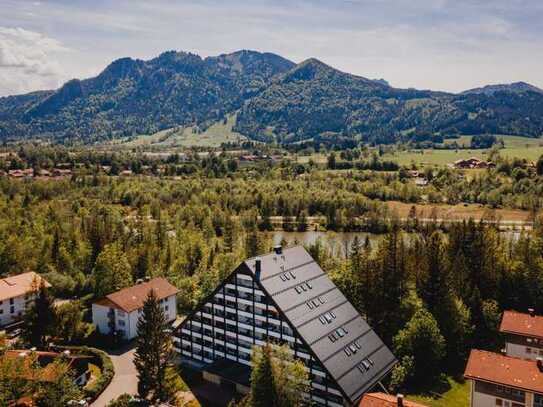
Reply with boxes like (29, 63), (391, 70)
(54, 345), (115, 402)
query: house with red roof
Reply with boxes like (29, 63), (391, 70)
(464, 349), (543, 407)
(359, 393), (427, 407)
(91, 277), (179, 340)
(500, 309), (543, 361)
(0, 271), (51, 327)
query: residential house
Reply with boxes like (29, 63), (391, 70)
(500, 309), (543, 361)
(174, 245), (396, 406)
(451, 157), (495, 170)
(0, 272), (51, 327)
(92, 278), (179, 340)
(4, 349), (92, 386)
(464, 349), (543, 407)
(360, 393), (428, 407)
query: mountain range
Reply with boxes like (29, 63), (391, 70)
(1, 50), (542, 145)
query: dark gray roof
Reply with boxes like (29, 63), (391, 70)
(242, 246), (397, 404)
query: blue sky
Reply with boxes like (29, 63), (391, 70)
(0, 0), (542, 96)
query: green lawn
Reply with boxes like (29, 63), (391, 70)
(122, 114), (246, 148)
(407, 377), (470, 407)
(384, 135), (543, 167)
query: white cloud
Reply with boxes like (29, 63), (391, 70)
(0, 26), (69, 95)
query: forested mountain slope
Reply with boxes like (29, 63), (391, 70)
(0, 50), (294, 143)
(234, 59), (543, 143)
(1, 50), (542, 144)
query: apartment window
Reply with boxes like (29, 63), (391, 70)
(10, 298), (14, 305)
(10, 306), (14, 314)
(495, 399), (502, 406)
(118, 320), (126, 327)
(0, 309), (3, 314)
(165, 305), (169, 311)
(526, 347), (532, 354)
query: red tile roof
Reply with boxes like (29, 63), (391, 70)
(360, 393), (428, 407)
(500, 310), (543, 339)
(464, 349), (543, 393)
(0, 272), (50, 302)
(94, 278), (179, 313)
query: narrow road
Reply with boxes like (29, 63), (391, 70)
(92, 344), (138, 407)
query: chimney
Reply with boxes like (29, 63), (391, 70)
(537, 357), (543, 373)
(255, 258), (262, 280)
(397, 394), (404, 407)
(529, 308), (535, 317)
(273, 245), (283, 255)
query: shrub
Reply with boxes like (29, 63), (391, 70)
(55, 345), (114, 402)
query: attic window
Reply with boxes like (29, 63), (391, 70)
(280, 275), (287, 282)
(336, 328), (346, 337)
(318, 297), (325, 304)
(329, 311), (336, 319)
(307, 301), (314, 310)
(306, 281), (313, 289)
(354, 341), (360, 349)
(344, 348), (351, 356)
(284, 273), (291, 280)
(329, 334), (337, 342)
(301, 284), (307, 292)
(289, 271), (296, 279)
(319, 316), (327, 325)
(312, 299), (319, 308)
(295, 286), (302, 294)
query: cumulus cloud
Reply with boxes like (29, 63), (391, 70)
(0, 26), (69, 95)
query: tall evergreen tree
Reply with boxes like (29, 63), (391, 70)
(134, 289), (177, 403)
(23, 279), (56, 348)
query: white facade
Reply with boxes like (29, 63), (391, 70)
(469, 379), (543, 407)
(505, 338), (543, 361)
(0, 292), (34, 327)
(92, 294), (177, 340)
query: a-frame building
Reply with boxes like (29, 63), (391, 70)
(174, 245), (396, 406)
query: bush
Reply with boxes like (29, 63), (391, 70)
(55, 345), (114, 402)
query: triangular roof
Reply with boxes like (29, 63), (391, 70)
(94, 277), (179, 313)
(500, 310), (543, 339)
(193, 245), (397, 404)
(0, 271), (50, 301)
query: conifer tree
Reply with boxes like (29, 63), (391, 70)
(23, 278), (56, 348)
(134, 289), (177, 403)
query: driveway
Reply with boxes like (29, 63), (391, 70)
(92, 344), (138, 407)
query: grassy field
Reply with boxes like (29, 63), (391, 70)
(122, 114), (246, 148)
(384, 135), (543, 167)
(385, 201), (531, 223)
(408, 377), (470, 407)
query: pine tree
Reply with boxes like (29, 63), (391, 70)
(250, 343), (274, 407)
(23, 278), (56, 348)
(134, 289), (176, 402)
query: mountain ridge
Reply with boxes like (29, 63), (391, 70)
(0, 49), (542, 144)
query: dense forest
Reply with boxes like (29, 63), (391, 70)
(1, 50), (543, 144)
(1, 144), (543, 394)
